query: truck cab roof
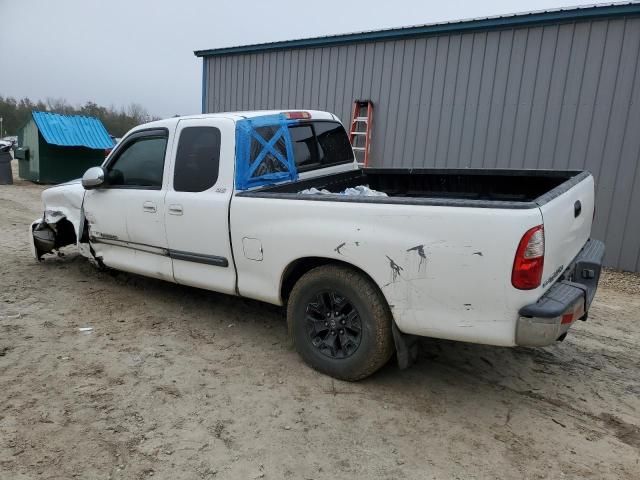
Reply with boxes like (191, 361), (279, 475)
(135, 110), (338, 132)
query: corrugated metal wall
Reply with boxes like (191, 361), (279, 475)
(203, 16), (640, 272)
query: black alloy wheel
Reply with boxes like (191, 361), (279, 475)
(305, 290), (362, 359)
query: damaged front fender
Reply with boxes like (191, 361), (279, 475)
(41, 179), (85, 234)
(32, 220), (56, 253)
(30, 180), (90, 260)
(30, 216), (80, 260)
(29, 218), (44, 260)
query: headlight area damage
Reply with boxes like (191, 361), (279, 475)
(30, 181), (94, 262)
(31, 213), (79, 260)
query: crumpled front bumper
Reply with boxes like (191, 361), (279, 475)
(516, 239), (605, 347)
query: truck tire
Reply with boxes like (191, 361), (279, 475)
(287, 265), (394, 381)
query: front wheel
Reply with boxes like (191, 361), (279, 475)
(287, 265), (394, 381)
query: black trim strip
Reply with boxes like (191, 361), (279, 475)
(90, 236), (168, 255)
(238, 189), (537, 209)
(534, 171), (591, 206)
(169, 250), (229, 267)
(90, 237), (228, 268)
(237, 169), (591, 210)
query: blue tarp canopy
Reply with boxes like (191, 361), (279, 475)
(235, 114), (298, 190)
(32, 111), (114, 150)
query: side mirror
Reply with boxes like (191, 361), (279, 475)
(82, 166), (106, 189)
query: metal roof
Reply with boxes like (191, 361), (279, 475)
(32, 111), (114, 150)
(194, 2), (640, 57)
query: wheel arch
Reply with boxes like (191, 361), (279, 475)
(280, 256), (385, 308)
(280, 256), (419, 371)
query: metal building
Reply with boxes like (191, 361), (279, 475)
(195, 3), (640, 272)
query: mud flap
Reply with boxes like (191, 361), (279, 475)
(392, 321), (419, 370)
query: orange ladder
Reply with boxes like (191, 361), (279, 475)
(348, 100), (373, 167)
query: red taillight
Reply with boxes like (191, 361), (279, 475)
(512, 225), (545, 290)
(283, 111), (311, 119)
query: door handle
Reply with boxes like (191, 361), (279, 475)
(143, 201), (157, 213)
(574, 200), (582, 218)
(168, 204), (183, 216)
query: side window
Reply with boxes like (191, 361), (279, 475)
(174, 127), (221, 192)
(314, 122), (354, 166)
(289, 125), (317, 170)
(107, 135), (167, 188)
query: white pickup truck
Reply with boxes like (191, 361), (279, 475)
(31, 110), (605, 380)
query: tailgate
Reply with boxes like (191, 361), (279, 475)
(538, 173), (595, 290)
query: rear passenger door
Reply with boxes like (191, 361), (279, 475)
(164, 118), (237, 295)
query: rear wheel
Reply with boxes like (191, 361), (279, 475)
(287, 265), (394, 381)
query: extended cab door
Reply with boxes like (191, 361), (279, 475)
(84, 128), (174, 281)
(164, 118), (237, 295)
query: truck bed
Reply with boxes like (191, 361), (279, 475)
(238, 168), (589, 209)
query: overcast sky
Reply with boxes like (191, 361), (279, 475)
(0, 0), (619, 118)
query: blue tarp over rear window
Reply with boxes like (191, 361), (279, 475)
(235, 114), (298, 190)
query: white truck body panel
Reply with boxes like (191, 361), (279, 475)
(231, 196), (544, 345)
(30, 110), (601, 355)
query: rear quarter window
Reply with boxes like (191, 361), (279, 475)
(174, 126), (221, 192)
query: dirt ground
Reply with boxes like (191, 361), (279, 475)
(1, 163), (639, 480)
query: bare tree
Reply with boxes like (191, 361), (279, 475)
(0, 95), (158, 137)
(126, 103), (151, 124)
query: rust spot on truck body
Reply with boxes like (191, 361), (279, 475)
(334, 242), (347, 255)
(407, 244), (427, 271)
(385, 255), (404, 282)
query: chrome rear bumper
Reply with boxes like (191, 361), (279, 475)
(516, 238), (605, 347)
